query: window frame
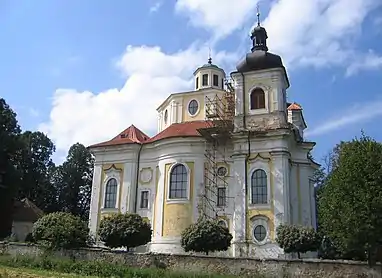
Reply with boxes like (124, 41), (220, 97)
(250, 88), (266, 110)
(217, 187), (227, 207)
(248, 85), (269, 115)
(213, 74), (219, 87)
(187, 99), (199, 116)
(104, 178), (118, 209)
(250, 169), (268, 205)
(167, 163), (190, 203)
(196, 77), (199, 89)
(251, 216), (270, 245)
(164, 109), (168, 125)
(202, 74), (208, 86)
(139, 190), (150, 209)
(248, 164), (271, 209)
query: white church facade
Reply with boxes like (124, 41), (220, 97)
(88, 19), (319, 258)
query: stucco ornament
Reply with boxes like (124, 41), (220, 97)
(140, 168), (153, 183)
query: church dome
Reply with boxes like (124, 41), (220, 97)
(194, 57), (223, 74)
(236, 51), (283, 72)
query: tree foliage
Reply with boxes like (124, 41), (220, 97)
(0, 98), (23, 238)
(55, 143), (94, 220)
(98, 213), (152, 250)
(181, 218), (233, 255)
(318, 133), (382, 264)
(32, 212), (90, 250)
(276, 224), (320, 259)
(18, 131), (58, 212)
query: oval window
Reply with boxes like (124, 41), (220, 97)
(253, 225), (267, 242)
(188, 99), (199, 116)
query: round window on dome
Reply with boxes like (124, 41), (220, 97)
(217, 166), (227, 177)
(188, 99), (199, 116)
(253, 224), (267, 242)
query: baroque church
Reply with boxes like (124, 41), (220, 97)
(88, 16), (319, 258)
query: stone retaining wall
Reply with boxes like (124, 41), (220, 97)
(1, 242), (381, 277)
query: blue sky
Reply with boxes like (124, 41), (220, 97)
(1, 0), (382, 164)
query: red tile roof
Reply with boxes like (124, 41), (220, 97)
(89, 121), (211, 148)
(146, 120), (211, 143)
(88, 125), (150, 148)
(287, 102), (302, 110)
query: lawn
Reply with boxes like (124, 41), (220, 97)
(0, 266), (94, 277)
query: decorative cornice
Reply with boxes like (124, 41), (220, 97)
(104, 164), (123, 172)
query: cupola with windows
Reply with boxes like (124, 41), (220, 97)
(193, 57), (226, 90)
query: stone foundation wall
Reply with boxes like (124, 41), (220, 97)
(1, 242), (381, 277)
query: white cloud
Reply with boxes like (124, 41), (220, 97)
(175, 0), (259, 41)
(346, 50), (382, 76)
(39, 45), (239, 151)
(150, 2), (162, 13)
(305, 99), (382, 137)
(40, 0), (382, 153)
(177, 0), (382, 71)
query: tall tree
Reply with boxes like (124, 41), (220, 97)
(57, 143), (94, 220)
(318, 133), (382, 265)
(18, 131), (58, 212)
(0, 98), (23, 238)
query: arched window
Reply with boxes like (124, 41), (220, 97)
(250, 88), (265, 110)
(164, 109), (168, 124)
(104, 178), (118, 208)
(251, 169), (267, 204)
(169, 164), (188, 199)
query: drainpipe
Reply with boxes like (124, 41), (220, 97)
(133, 143), (143, 213)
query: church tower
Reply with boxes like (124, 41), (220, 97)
(232, 12), (289, 132)
(229, 10), (297, 258)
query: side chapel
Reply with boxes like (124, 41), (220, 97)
(88, 16), (319, 258)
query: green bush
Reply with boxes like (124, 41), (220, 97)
(181, 218), (233, 255)
(0, 255), (242, 278)
(98, 213), (152, 250)
(276, 224), (320, 259)
(32, 212), (89, 250)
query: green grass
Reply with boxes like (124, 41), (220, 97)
(0, 266), (95, 277)
(0, 255), (246, 278)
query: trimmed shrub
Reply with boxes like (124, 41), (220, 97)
(276, 224), (320, 259)
(32, 212), (89, 250)
(98, 213), (152, 250)
(181, 218), (233, 255)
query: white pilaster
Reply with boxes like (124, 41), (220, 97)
(193, 157), (204, 222)
(89, 165), (102, 235)
(153, 162), (165, 239)
(171, 100), (176, 124)
(120, 163), (133, 213)
(177, 102), (183, 122)
(299, 164), (313, 227)
(231, 154), (246, 256)
(271, 151), (290, 234)
(158, 113), (162, 133)
(233, 75), (244, 116)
